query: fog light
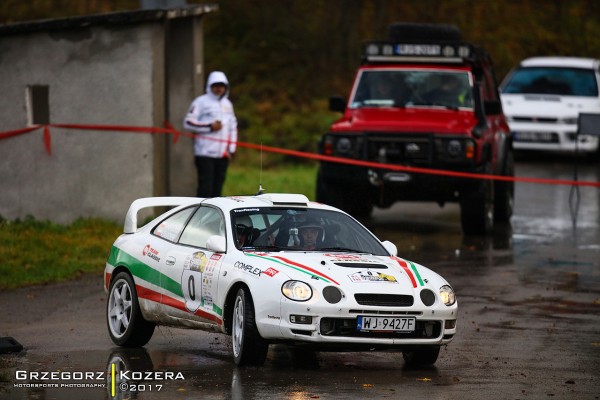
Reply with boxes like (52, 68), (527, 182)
(290, 315), (312, 325)
(323, 286), (343, 304)
(420, 289), (435, 306)
(445, 319), (457, 329)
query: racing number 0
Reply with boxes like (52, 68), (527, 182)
(188, 275), (196, 301)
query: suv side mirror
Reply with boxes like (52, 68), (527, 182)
(329, 96), (347, 113)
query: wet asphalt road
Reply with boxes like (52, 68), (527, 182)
(1, 156), (599, 400)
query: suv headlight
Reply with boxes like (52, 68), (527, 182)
(322, 134), (362, 158)
(439, 285), (456, 306)
(282, 281), (313, 301)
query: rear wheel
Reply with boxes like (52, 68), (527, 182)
(231, 287), (269, 366)
(494, 151), (515, 222)
(107, 272), (155, 347)
(402, 346), (441, 367)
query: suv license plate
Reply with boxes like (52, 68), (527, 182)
(357, 316), (416, 332)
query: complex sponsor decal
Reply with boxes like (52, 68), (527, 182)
(348, 270), (398, 283)
(142, 244), (160, 262)
(234, 261), (262, 277)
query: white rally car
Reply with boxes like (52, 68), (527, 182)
(104, 193), (457, 366)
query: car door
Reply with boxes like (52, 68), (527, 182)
(159, 205), (226, 327)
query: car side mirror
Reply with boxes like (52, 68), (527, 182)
(329, 95), (347, 112)
(382, 240), (398, 256)
(206, 235), (227, 253)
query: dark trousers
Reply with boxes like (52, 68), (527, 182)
(195, 156), (229, 198)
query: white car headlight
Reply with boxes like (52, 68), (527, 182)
(439, 285), (456, 306)
(282, 281), (313, 302)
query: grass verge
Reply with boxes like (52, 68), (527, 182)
(0, 164), (319, 289)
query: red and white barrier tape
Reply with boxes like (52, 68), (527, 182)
(1, 123), (599, 188)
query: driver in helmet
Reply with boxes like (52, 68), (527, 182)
(297, 218), (324, 250)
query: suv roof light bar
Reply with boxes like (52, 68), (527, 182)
(363, 41), (475, 64)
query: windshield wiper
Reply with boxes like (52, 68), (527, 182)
(319, 247), (365, 253)
(242, 245), (294, 252)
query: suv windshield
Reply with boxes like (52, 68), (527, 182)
(350, 69), (473, 110)
(231, 207), (388, 255)
(501, 67), (598, 97)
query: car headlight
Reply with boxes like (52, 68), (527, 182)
(439, 285), (456, 306)
(282, 281), (313, 302)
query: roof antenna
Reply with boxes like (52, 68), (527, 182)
(256, 142), (265, 195)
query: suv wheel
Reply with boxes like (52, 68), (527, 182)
(460, 166), (494, 235)
(494, 151), (515, 222)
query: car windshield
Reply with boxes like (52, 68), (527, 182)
(501, 67), (599, 97)
(350, 69), (473, 110)
(230, 207), (389, 255)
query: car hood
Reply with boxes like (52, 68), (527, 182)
(243, 251), (445, 294)
(501, 94), (600, 118)
(332, 108), (477, 134)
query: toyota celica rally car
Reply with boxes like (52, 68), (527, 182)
(104, 193), (457, 366)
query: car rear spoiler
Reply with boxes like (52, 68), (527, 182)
(124, 197), (200, 234)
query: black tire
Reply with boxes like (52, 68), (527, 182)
(107, 272), (155, 347)
(231, 287), (269, 366)
(494, 150), (515, 222)
(460, 167), (494, 236)
(388, 23), (462, 43)
(316, 171), (373, 218)
(403, 346), (441, 367)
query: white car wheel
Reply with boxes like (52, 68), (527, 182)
(106, 272), (155, 347)
(231, 287), (269, 365)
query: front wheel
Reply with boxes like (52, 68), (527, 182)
(107, 272), (155, 347)
(402, 346), (441, 367)
(231, 287), (269, 366)
(460, 165), (494, 235)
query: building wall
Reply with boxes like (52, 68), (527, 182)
(0, 23), (162, 223)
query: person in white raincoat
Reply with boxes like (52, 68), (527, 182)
(184, 71), (238, 197)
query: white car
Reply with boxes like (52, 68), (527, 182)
(500, 56), (600, 154)
(104, 193), (457, 366)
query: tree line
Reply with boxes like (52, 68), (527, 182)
(3, 0), (599, 163)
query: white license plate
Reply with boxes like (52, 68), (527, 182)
(357, 316), (416, 332)
(514, 131), (554, 142)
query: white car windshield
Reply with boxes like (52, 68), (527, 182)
(231, 207), (388, 255)
(501, 67), (598, 97)
(350, 69), (473, 110)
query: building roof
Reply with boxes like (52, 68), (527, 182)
(0, 4), (218, 36)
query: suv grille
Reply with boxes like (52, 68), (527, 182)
(367, 135), (432, 163)
(354, 293), (414, 307)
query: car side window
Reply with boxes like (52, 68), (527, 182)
(152, 207), (195, 242)
(179, 206), (225, 249)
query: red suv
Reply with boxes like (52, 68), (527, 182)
(317, 23), (514, 235)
